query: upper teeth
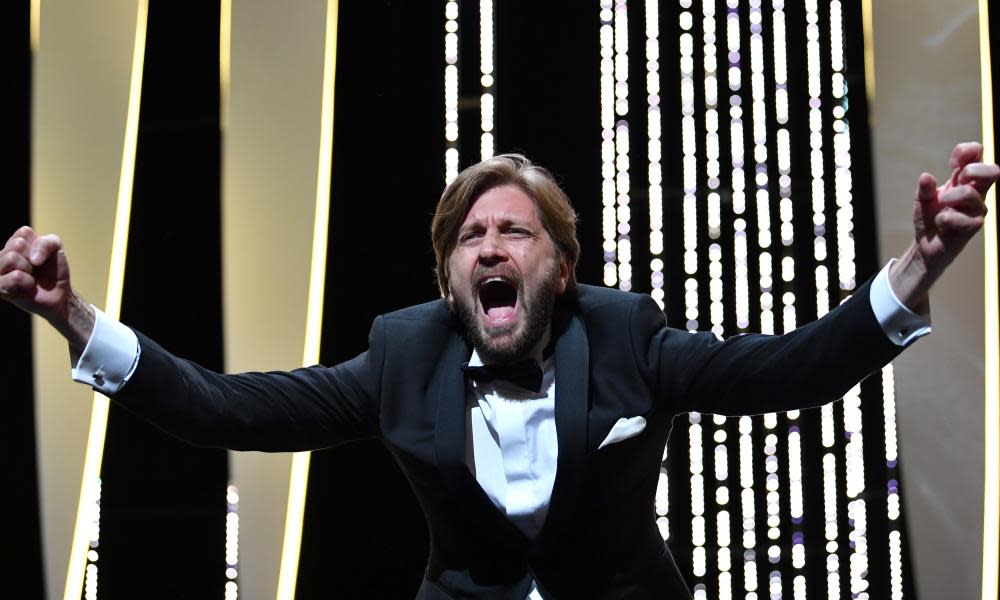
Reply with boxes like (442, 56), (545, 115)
(484, 277), (504, 283)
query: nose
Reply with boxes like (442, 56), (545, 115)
(477, 228), (508, 265)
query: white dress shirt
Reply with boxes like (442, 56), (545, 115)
(71, 260), (929, 599)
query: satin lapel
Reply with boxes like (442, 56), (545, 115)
(432, 331), (529, 547)
(536, 303), (589, 548)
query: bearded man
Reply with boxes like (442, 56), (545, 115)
(1, 143), (995, 598)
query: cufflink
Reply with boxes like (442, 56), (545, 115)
(93, 367), (105, 387)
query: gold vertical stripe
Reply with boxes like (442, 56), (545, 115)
(30, 0), (40, 52)
(980, 1), (999, 599)
(63, 0), (148, 597)
(275, 0), (338, 598)
(219, 0), (231, 133)
(860, 0), (875, 106)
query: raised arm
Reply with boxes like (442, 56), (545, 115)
(639, 142), (998, 416)
(0, 225), (382, 451)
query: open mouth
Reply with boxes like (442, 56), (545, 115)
(477, 276), (518, 328)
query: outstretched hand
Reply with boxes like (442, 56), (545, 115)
(0, 226), (93, 352)
(891, 142), (998, 309)
(913, 142), (996, 272)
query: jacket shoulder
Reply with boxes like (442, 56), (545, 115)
(572, 283), (649, 314)
(381, 298), (454, 323)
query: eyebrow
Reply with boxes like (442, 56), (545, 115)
(460, 214), (530, 231)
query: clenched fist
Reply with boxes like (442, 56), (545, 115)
(0, 226), (94, 354)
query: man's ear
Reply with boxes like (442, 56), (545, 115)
(556, 255), (571, 294)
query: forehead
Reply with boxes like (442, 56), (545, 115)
(461, 185), (539, 227)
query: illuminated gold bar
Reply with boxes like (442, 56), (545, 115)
(871, 1), (986, 597)
(978, 2), (998, 599)
(276, 3), (339, 597)
(63, 2), (147, 597)
(221, 0), (333, 597)
(32, 0), (146, 597)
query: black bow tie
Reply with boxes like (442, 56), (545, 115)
(461, 358), (544, 393)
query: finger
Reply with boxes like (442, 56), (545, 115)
(0, 270), (36, 299)
(948, 142), (984, 170)
(938, 184), (988, 216)
(935, 209), (985, 233)
(957, 162), (1000, 195)
(0, 248), (33, 276)
(5, 226), (37, 251)
(3, 236), (31, 257)
(29, 234), (63, 267)
(916, 172), (938, 216)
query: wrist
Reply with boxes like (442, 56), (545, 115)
(50, 292), (95, 358)
(888, 244), (934, 312)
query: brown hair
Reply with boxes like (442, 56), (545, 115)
(431, 154), (580, 298)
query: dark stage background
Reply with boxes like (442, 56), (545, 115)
(7, 0), (1000, 598)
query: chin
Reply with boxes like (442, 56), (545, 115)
(475, 320), (530, 363)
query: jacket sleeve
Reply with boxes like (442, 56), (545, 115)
(110, 316), (386, 451)
(631, 279), (904, 416)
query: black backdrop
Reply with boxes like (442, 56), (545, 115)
(9, 0), (1000, 598)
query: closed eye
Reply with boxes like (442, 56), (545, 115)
(504, 227), (533, 237)
(458, 231), (483, 244)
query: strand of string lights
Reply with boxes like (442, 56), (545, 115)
(647, 0), (666, 309)
(747, 1), (784, 594)
(786, 410), (807, 600)
(726, 0), (750, 332)
(479, 0), (495, 160)
(763, 413), (783, 599)
(444, 0), (459, 183)
(678, 0), (698, 331)
(83, 479), (102, 600)
(714, 414), (733, 599)
(883, 365), (904, 600)
(600, 0), (635, 292)
(722, 9), (758, 591)
(748, 0), (773, 338)
(614, 0), (633, 291)
(677, 0), (704, 595)
(700, 1), (729, 594)
(224, 484), (240, 600)
(830, 0), (856, 292)
(739, 416), (758, 598)
(703, 0), (724, 339)
(647, 0), (672, 547)
(600, 0), (618, 287)
(689, 412), (708, 598)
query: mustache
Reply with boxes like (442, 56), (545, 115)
(473, 264), (523, 293)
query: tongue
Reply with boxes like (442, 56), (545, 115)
(486, 305), (515, 320)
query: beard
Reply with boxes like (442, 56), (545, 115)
(451, 260), (561, 365)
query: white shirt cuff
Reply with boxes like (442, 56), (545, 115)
(869, 259), (932, 347)
(71, 306), (141, 395)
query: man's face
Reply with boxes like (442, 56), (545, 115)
(447, 185), (570, 364)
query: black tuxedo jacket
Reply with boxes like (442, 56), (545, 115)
(114, 282), (902, 599)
